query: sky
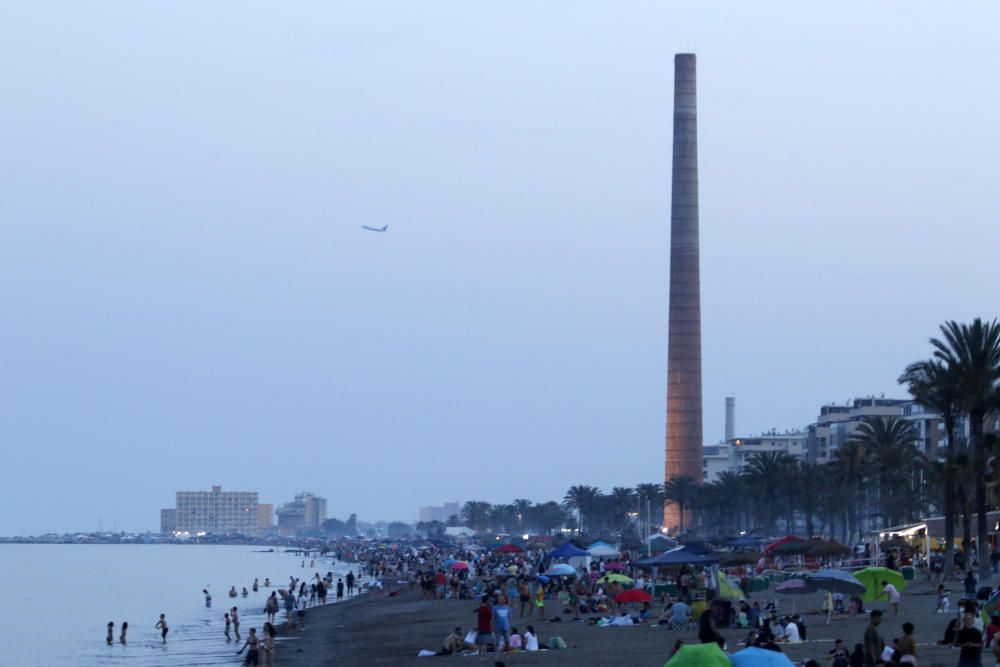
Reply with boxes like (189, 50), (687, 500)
(1, 2), (999, 535)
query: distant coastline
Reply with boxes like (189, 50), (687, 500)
(0, 532), (328, 549)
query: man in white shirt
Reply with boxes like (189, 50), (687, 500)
(783, 618), (801, 642)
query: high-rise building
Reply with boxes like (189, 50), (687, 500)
(160, 508), (176, 534)
(276, 492), (327, 537)
(664, 53), (703, 531)
(257, 504), (274, 532)
(173, 485), (259, 535)
(418, 501), (462, 523)
(805, 398), (909, 463)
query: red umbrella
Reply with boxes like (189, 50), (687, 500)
(495, 544), (524, 554)
(450, 561), (469, 570)
(615, 589), (652, 603)
(604, 562), (627, 571)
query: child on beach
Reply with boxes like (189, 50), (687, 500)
(225, 613), (231, 640)
(535, 586), (545, 620)
(936, 585), (951, 613)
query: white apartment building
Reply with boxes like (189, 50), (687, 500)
(174, 485), (259, 535)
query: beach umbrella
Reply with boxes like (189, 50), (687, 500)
(598, 573), (634, 585)
(718, 575), (745, 600)
(722, 550), (759, 565)
(544, 563), (577, 577)
(536, 575), (550, 583)
(774, 578), (814, 594)
(449, 561), (469, 571)
(729, 646), (795, 667)
(808, 569), (866, 596)
(604, 561), (627, 571)
(615, 589), (652, 603)
(664, 642), (731, 667)
(495, 544), (523, 554)
(852, 567), (906, 602)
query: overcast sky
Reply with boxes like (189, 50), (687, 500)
(2, 2), (998, 535)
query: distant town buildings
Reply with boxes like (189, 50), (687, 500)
(160, 509), (176, 534)
(703, 430), (807, 482)
(805, 397), (909, 463)
(164, 485), (259, 536)
(257, 504), (274, 532)
(419, 501), (461, 524)
(276, 492), (327, 537)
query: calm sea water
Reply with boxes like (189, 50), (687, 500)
(0, 544), (354, 666)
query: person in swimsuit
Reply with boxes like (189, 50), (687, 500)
(253, 578), (259, 593)
(262, 622), (276, 666)
(236, 627), (260, 666)
(119, 622), (127, 644)
(231, 607), (241, 641)
(106, 622), (114, 645)
(242, 587), (248, 598)
(155, 614), (168, 644)
(224, 613), (231, 640)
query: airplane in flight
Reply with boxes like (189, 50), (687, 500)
(361, 225), (388, 232)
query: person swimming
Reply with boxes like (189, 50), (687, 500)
(242, 587), (248, 597)
(264, 578), (271, 587)
(229, 586), (238, 598)
(155, 614), (168, 644)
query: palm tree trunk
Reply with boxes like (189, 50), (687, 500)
(972, 410), (990, 578)
(943, 420), (957, 582)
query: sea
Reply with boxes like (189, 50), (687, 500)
(0, 543), (355, 666)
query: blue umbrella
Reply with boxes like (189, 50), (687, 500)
(808, 568), (866, 595)
(544, 563), (576, 576)
(729, 647), (795, 667)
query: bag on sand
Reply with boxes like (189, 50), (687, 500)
(464, 631), (477, 645)
(549, 636), (567, 649)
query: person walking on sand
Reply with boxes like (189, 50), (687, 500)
(262, 622), (277, 667)
(232, 607), (241, 642)
(224, 613), (232, 641)
(863, 610), (883, 667)
(518, 580), (532, 618)
(106, 622), (114, 645)
(155, 614), (169, 644)
(119, 622), (128, 644)
(346, 570), (355, 597)
(955, 612), (983, 667)
(476, 595), (494, 657)
(337, 578), (344, 603)
(236, 627), (260, 666)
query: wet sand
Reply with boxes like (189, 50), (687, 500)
(275, 577), (991, 666)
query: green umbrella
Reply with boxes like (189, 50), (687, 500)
(665, 642), (731, 667)
(852, 567), (906, 602)
(597, 573), (633, 585)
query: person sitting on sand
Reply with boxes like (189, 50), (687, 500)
(509, 628), (522, 650)
(436, 627), (467, 655)
(523, 625), (539, 651)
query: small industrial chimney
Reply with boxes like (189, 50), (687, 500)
(725, 397), (735, 442)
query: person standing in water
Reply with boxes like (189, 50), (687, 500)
(337, 578), (344, 603)
(265, 592), (278, 623)
(203, 588), (212, 607)
(346, 570), (355, 597)
(253, 578), (259, 593)
(231, 607), (241, 642)
(236, 627), (260, 666)
(106, 622), (114, 645)
(224, 613), (231, 641)
(155, 614), (169, 644)
(119, 622), (128, 644)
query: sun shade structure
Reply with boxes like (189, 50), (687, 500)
(635, 548), (719, 568)
(729, 646), (795, 667)
(587, 540), (622, 558)
(807, 569), (866, 595)
(548, 542), (590, 559)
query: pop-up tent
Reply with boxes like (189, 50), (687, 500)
(548, 542), (590, 559)
(587, 540), (622, 558)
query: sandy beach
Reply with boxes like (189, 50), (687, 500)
(274, 575), (987, 666)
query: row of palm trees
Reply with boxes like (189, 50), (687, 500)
(426, 320), (998, 574)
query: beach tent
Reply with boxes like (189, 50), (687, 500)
(664, 642), (731, 666)
(852, 566), (906, 602)
(548, 542), (589, 559)
(635, 548), (720, 568)
(587, 540), (622, 558)
(729, 646), (795, 667)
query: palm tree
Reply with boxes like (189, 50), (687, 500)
(797, 462), (825, 538)
(743, 451), (794, 532)
(562, 485), (601, 535)
(849, 416), (921, 527)
(899, 358), (963, 571)
(512, 499), (533, 533)
(635, 482), (665, 533)
(929, 318), (1000, 576)
(460, 501), (492, 533)
(609, 487), (636, 532)
(830, 440), (869, 544)
(715, 471), (745, 533)
(663, 475), (698, 534)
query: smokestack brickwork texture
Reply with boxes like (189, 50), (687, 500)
(664, 53), (703, 532)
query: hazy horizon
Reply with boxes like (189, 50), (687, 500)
(2, 2), (999, 535)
